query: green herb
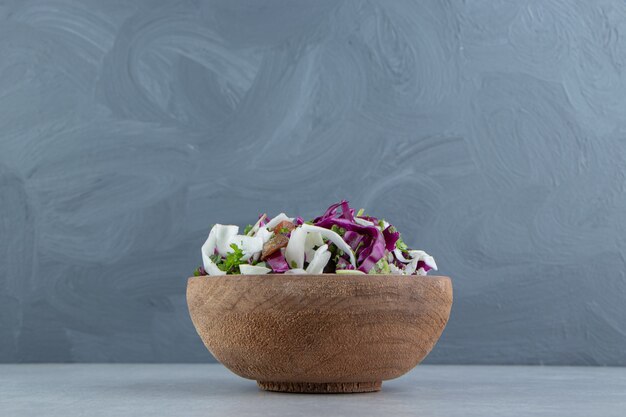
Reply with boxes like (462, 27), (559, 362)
(396, 236), (408, 252)
(356, 208), (365, 217)
(243, 224), (253, 235)
(290, 260), (298, 268)
(193, 267), (202, 276)
(217, 244), (247, 274)
(379, 258), (391, 274)
(331, 225), (346, 236)
(369, 258), (391, 274)
(305, 220), (314, 225)
(327, 243), (344, 267)
(278, 227), (290, 234)
(378, 219), (386, 229)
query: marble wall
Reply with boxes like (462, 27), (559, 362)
(1, 0), (625, 364)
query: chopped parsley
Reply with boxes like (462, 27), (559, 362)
(395, 236), (408, 252)
(216, 244), (247, 274)
(369, 258), (391, 274)
(331, 225), (346, 236)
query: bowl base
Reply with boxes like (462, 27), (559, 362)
(256, 380), (382, 393)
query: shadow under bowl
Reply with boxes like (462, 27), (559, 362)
(187, 274), (452, 393)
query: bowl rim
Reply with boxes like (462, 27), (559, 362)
(188, 274), (451, 285)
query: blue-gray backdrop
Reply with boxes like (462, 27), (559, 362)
(1, 0), (625, 365)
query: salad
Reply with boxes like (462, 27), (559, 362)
(195, 200), (437, 276)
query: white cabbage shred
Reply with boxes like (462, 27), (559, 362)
(394, 249), (438, 275)
(199, 207), (437, 276)
(285, 227), (308, 269)
(201, 226), (226, 276)
(300, 224), (356, 267)
(239, 264), (271, 275)
(265, 213), (294, 230)
(305, 244), (331, 274)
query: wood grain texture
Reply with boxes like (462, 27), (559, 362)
(256, 380), (382, 393)
(187, 275), (452, 392)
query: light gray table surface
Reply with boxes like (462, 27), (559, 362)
(1, 364), (624, 417)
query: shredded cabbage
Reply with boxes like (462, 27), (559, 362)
(214, 224), (239, 256)
(304, 232), (324, 262)
(228, 235), (263, 260)
(247, 214), (267, 236)
(196, 201), (437, 276)
(285, 268), (307, 274)
(239, 264), (271, 275)
(201, 226), (226, 276)
(335, 269), (366, 275)
(305, 244), (331, 274)
(265, 213), (294, 230)
(285, 227), (308, 269)
(300, 224), (356, 267)
(266, 250), (290, 273)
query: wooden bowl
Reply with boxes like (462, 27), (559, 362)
(187, 274), (452, 393)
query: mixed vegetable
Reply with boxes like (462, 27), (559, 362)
(195, 201), (437, 276)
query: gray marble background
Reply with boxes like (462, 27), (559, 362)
(1, 0), (625, 364)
